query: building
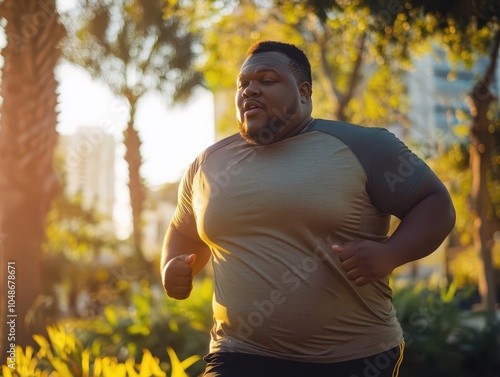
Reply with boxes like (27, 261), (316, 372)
(59, 126), (116, 219)
(406, 45), (500, 155)
(142, 182), (179, 260)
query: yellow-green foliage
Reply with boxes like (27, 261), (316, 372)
(1, 326), (200, 377)
(450, 244), (500, 288)
(202, 1), (408, 137)
(66, 277), (212, 364)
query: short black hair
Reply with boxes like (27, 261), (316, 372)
(246, 41), (312, 94)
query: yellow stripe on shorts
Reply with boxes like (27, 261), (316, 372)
(392, 342), (405, 377)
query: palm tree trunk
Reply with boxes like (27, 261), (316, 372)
(0, 0), (65, 358)
(123, 98), (149, 267)
(467, 30), (500, 319)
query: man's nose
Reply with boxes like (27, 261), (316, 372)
(243, 81), (260, 97)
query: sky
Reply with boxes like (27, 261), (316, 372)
(56, 61), (216, 236)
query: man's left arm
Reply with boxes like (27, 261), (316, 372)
(333, 170), (456, 286)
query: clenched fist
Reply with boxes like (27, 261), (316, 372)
(162, 254), (196, 300)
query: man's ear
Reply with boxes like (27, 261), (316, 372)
(298, 81), (312, 103)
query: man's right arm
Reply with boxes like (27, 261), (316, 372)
(161, 223), (212, 300)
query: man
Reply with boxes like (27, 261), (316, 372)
(161, 41), (456, 377)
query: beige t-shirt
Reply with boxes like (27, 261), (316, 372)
(172, 119), (429, 363)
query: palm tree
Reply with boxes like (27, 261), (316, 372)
(64, 0), (202, 267)
(0, 0), (65, 356)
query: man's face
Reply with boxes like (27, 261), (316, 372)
(235, 51), (311, 145)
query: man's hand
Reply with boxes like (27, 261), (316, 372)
(162, 254), (196, 299)
(332, 240), (396, 286)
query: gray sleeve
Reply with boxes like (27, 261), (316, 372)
(312, 120), (430, 218)
(362, 128), (430, 218)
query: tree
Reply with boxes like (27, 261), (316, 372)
(202, 1), (407, 136)
(41, 171), (123, 319)
(301, 0), (500, 316)
(370, 0), (500, 318)
(467, 30), (500, 316)
(0, 0), (66, 357)
(275, 2), (409, 127)
(63, 0), (202, 267)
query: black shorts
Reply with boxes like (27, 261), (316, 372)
(203, 343), (404, 377)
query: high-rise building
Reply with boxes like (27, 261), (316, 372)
(406, 46), (500, 155)
(59, 127), (116, 219)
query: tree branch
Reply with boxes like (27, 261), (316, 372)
(336, 31), (367, 121)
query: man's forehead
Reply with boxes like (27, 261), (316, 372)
(239, 51), (291, 75)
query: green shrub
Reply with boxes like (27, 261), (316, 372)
(394, 282), (500, 377)
(62, 277), (213, 376)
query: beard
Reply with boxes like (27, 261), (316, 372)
(237, 118), (287, 145)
